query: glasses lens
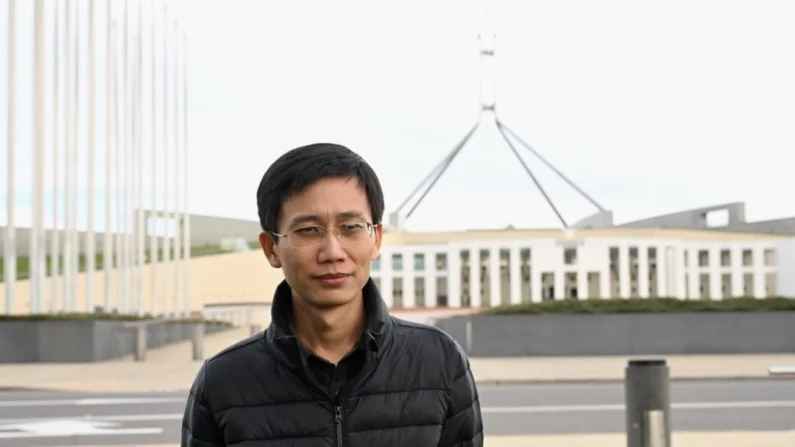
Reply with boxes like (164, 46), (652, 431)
(289, 228), (323, 248)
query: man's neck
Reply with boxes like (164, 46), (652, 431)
(291, 293), (366, 365)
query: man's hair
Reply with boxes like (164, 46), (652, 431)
(256, 143), (385, 235)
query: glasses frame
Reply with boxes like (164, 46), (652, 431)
(270, 221), (378, 249)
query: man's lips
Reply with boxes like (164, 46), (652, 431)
(314, 273), (351, 279)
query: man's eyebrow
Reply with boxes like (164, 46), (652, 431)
(288, 214), (322, 226)
(287, 210), (367, 227)
(338, 210), (366, 220)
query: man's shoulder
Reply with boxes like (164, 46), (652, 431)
(202, 330), (275, 376)
(390, 316), (466, 357)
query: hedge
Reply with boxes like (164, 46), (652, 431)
(482, 296), (795, 315)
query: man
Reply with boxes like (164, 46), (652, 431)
(181, 143), (483, 446)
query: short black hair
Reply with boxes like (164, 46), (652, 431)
(256, 143), (385, 235)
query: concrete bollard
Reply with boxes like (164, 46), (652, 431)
(192, 324), (204, 361)
(625, 359), (671, 447)
(134, 325), (147, 362)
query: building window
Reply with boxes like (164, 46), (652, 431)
(764, 249), (776, 266)
(371, 256), (381, 271)
(698, 250), (709, 267)
(564, 247), (577, 265)
(720, 250), (730, 267)
(436, 253), (447, 270)
(414, 253), (425, 271)
(742, 249), (753, 266)
(392, 254), (403, 271)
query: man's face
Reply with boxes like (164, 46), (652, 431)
(260, 177), (382, 309)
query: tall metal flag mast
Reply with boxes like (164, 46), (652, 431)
(389, 1), (607, 231)
(86, 0), (97, 313)
(172, 17), (181, 318)
(5, 0), (17, 315)
(162, 3), (171, 316)
(51, 0), (62, 313)
(63, 0), (74, 311)
(136, 0), (146, 316)
(104, 0), (114, 312)
(150, 0), (159, 316)
(182, 32), (191, 318)
(31, 0), (46, 314)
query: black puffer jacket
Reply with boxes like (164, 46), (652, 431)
(181, 279), (484, 447)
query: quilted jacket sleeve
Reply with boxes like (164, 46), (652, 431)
(437, 341), (484, 447)
(181, 361), (225, 447)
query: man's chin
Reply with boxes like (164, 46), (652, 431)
(307, 289), (358, 309)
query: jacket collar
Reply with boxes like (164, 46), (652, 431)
(268, 277), (393, 352)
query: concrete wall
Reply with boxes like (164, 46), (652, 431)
(435, 312), (795, 357)
(0, 320), (231, 363)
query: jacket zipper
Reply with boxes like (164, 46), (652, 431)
(334, 405), (344, 447)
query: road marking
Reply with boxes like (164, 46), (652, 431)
(0, 397), (185, 407)
(0, 400), (792, 425)
(0, 419), (163, 439)
(481, 400), (795, 413)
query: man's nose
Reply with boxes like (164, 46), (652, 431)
(317, 230), (347, 262)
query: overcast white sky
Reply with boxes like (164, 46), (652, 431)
(1, 0), (794, 233)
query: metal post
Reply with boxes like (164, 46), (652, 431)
(136, 0), (145, 317)
(51, 0), (61, 314)
(465, 318), (473, 354)
(134, 324), (147, 361)
(149, 0), (159, 317)
(625, 359), (671, 447)
(162, 3), (171, 317)
(172, 18), (182, 319)
(182, 33), (191, 319)
(103, 0), (113, 312)
(31, 0), (46, 314)
(86, 0), (96, 314)
(191, 323), (204, 361)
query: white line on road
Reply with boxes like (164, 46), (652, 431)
(0, 400), (793, 425)
(482, 400), (795, 413)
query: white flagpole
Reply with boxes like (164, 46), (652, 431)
(162, 3), (171, 317)
(30, 0), (45, 314)
(122, 0), (131, 314)
(63, 0), (74, 312)
(50, 0), (61, 313)
(150, 0), (159, 316)
(5, 0), (17, 315)
(182, 32), (190, 318)
(113, 16), (123, 313)
(86, 0), (96, 313)
(172, 18), (181, 318)
(71, 0), (81, 312)
(136, 0), (145, 316)
(103, 0), (113, 312)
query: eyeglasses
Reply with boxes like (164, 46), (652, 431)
(270, 221), (377, 249)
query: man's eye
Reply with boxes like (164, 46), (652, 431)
(296, 227), (321, 234)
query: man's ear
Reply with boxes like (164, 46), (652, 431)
(371, 223), (383, 261)
(259, 232), (282, 268)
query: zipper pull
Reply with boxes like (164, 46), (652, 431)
(335, 405), (343, 421)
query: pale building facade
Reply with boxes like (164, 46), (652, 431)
(2, 227), (794, 317)
(373, 229), (792, 309)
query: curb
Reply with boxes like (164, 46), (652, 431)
(474, 375), (794, 385)
(2, 375), (791, 393)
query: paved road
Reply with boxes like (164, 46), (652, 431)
(0, 379), (793, 446)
